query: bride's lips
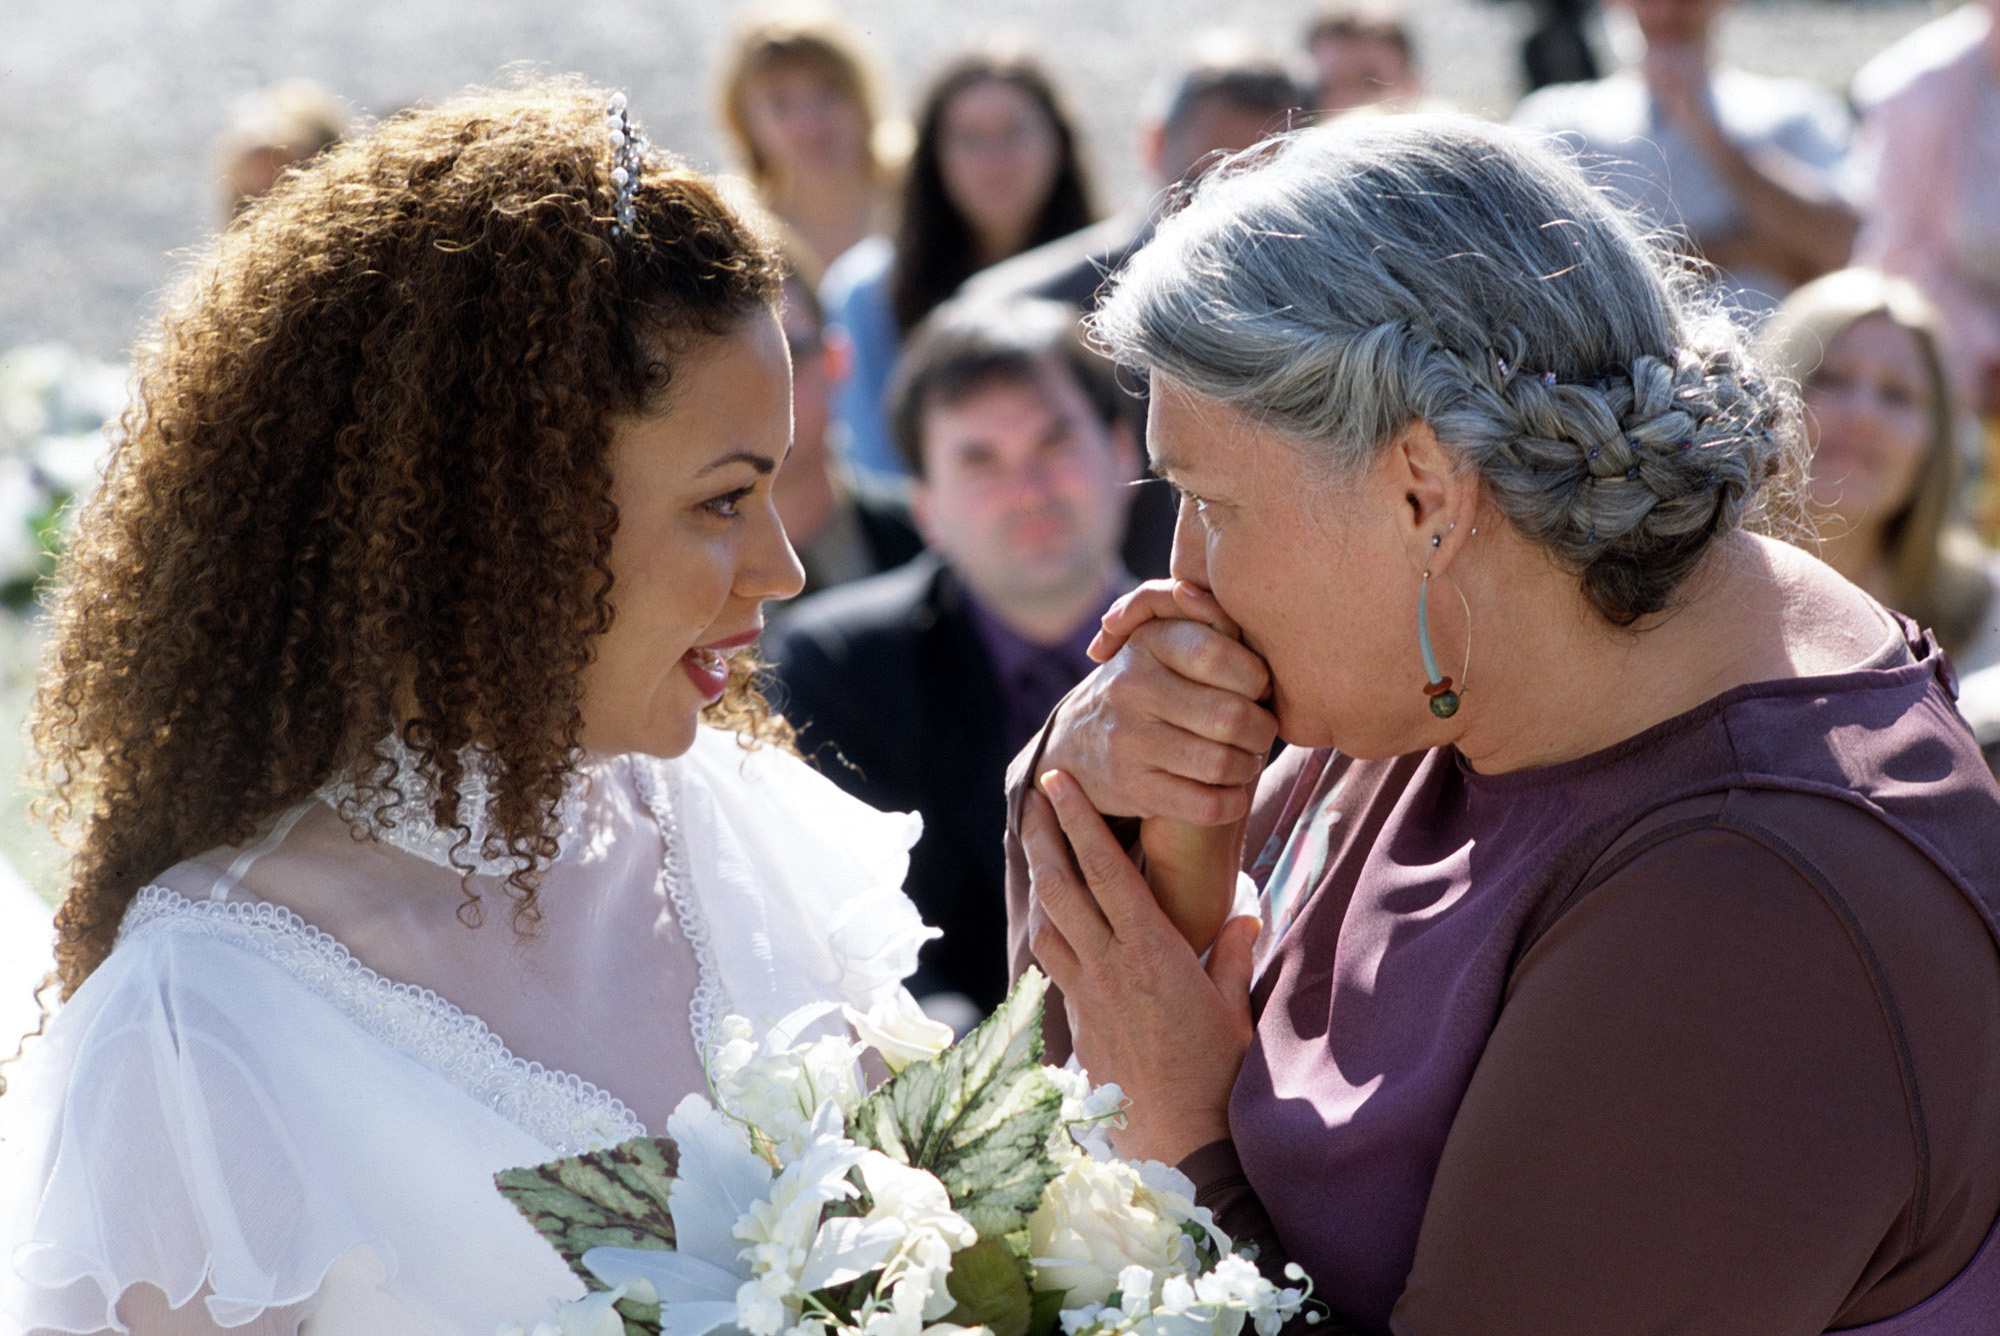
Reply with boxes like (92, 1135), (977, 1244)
(680, 628), (762, 705)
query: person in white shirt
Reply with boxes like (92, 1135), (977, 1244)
(1512, 0), (1859, 313)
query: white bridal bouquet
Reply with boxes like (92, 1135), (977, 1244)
(495, 972), (1315, 1336)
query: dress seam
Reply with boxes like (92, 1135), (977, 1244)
(1711, 804), (1934, 1251)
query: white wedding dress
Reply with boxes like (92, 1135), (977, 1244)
(0, 727), (933, 1336)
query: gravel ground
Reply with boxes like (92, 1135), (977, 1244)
(0, 0), (1946, 362)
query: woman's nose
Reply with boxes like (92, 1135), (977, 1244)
(745, 498), (807, 603)
(1168, 493), (1209, 587)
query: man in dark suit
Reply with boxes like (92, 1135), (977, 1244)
(769, 298), (1139, 1026)
(962, 35), (1305, 580)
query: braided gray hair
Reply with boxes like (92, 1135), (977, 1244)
(1093, 115), (1798, 625)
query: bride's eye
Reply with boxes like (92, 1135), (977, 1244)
(702, 486), (755, 520)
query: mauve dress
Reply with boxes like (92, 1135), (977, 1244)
(1007, 616), (2000, 1334)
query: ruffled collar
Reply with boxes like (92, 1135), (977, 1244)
(317, 733), (590, 878)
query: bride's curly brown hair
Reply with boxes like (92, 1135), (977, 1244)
(33, 79), (791, 1000)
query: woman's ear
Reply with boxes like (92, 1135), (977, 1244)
(1388, 419), (1478, 570)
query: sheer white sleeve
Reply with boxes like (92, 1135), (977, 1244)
(0, 908), (584, 1335)
(659, 727), (934, 1047)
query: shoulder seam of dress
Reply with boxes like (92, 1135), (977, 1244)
(117, 885), (646, 1155)
(1710, 806), (1934, 1250)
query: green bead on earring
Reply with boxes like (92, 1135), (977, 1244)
(1417, 575), (1460, 717)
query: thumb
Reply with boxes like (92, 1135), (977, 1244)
(1206, 913), (1261, 1021)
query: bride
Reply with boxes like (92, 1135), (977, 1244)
(0, 81), (937, 1335)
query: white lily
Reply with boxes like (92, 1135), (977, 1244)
(584, 1093), (774, 1336)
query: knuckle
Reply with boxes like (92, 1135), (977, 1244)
(1189, 639), (1224, 681)
(1189, 741), (1235, 787)
(1027, 850), (1072, 895)
(1082, 950), (1120, 991)
(1189, 787), (1242, 827)
(1076, 842), (1125, 889)
(1207, 692), (1253, 741)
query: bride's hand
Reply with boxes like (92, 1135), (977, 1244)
(1025, 769), (1259, 1164)
(1041, 580), (1278, 825)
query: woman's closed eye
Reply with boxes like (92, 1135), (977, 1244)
(1176, 486), (1217, 516)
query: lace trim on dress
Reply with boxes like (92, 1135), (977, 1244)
(316, 732), (590, 879)
(118, 886), (646, 1155)
(631, 755), (728, 1071)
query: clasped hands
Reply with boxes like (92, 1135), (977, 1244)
(1023, 579), (1279, 1165)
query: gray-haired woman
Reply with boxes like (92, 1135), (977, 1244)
(1005, 117), (2000, 1334)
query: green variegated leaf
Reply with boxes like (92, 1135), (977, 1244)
(494, 1136), (681, 1287)
(1026, 1283), (1068, 1336)
(943, 1237), (1034, 1336)
(616, 1293), (665, 1336)
(849, 970), (1062, 1237)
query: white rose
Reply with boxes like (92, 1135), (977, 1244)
(1028, 1157), (1184, 1307)
(845, 990), (954, 1072)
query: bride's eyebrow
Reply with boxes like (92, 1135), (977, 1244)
(696, 450), (779, 477)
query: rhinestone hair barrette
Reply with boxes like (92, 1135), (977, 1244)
(1493, 353), (1558, 387)
(605, 92), (647, 238)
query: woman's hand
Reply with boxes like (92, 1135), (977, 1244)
(1043, 580), (1278, 826)
(1025, 768), (1260, 1165)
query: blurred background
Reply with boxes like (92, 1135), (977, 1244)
(0, 0), (1951, 918)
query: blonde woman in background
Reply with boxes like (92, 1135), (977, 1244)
(1762, 268), (2000, 677)
(215, 79), (348, 221)
(716, 9), (901, 282)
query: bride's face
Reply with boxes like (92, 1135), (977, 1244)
(579, 311), (805, 758)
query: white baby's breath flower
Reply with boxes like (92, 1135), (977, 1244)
(1157, 1276), (1198, 1315)
(1046, 1064), (1127, 1163)
(1030, 1157), (1183, 1307)
(844, 989), (954, 1072)
(1117, 1265), (1155, 1317)
(1192, 1256), (1268, 1311)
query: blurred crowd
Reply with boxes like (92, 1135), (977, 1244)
(8, 0), (2000, 1028)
